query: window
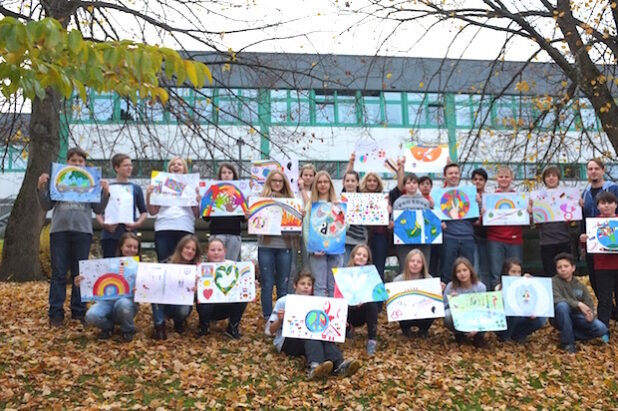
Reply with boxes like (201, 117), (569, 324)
(194, 88), (214, 123)
(337, 92), (358, 125)
(92, 92), (114, 121)
(168, 88), (194, 123)
(384, 92), (403, 125)
(314, 91), (335, 124)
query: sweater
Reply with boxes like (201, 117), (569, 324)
(552, 275), (594, 310)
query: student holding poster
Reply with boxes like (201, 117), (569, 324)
(97, 153), (147, 257)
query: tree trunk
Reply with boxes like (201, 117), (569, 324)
(0, 89), (61, 281)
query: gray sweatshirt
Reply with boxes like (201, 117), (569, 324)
(37, 186), (109, 234)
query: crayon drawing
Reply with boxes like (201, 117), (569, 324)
(586, 217), (618, 254)
(104, 184), (135, 225)
(530, 188), (582, 223)
(199, 180), (251, 217)
(502, 276), (554, 317)
(341, 193), (389, 226)
(134, 263), (196, 305)
(197, 261), (256, 303)
(449, 292), (507, 332)
(50, 162), (101, 203)
(332, 265), (387, 306)
(282, 295), (348, 343)
(393, 209), (442, 244)
(482, 192), (530, 226)
(306, 202), (347, 254)
(403, 143), (450, 173)
(353, 140), (400, 174)
(250, 156), (299, 194)
(385, 278), (445, 322)
(79, 257), (139, 302)
(248, 197), (304, 234)
(149, 171), (199, 207)
(431, 186), (480, 220)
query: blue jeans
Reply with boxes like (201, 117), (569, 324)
(155, 230), (192, 262)
(496, 316), (546, 342)
(258, 247), (292, 318)
(100, 238), (119, 258)
(310, 253), (344, 297)
(85, 298), (138, 333)
(370, 232), (389, 281)
(551, 302), (608, 345)
(151, 304), (192, 326)
(474, 239), (491, 288)
(49, 231), (92, 320)
(441, 237), (476, 283)
(196, 302), (247, 330)
(487, 241), (523, 290)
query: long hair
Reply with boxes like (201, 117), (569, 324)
(115, 232), (141, 258)
(167, 156), (188, 173)
(169, 235), (201, 264)
(360, 172), (384, 193)
(217, 162), (239, 180)
(347, 244), (373, 267)
(342, 171), (361, 193)
(310, 170), (338, 202)
(402, 249), (430, 280)
(451, 257), (479, 288)
(260, 170), (294, 198)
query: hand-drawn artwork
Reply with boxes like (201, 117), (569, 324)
(393, 209), (442, 244)
(586, 217), (618, 254)
(403, 143), (449, 173)
(384, 278), (445, 322)
(250, 157), (299, 194)
(353, 140), (400, 174)
(502, 276), (554, 317)
(50, 162), (101, 203)
(306, 202), (347, 254)
(282, 294), (348, 343)
(482, 192), (530, 226)
(134, 263), (196, 305)
(199, 180), (251, 217)
(449, 292), (507, 332)
(530, 188), (582, 223)
(79, 257), (139, 302)
(197, 261), (256, 303)
(248, 197), (304, 235)
(104, 184), (134, 225)
(332, 265), (387, 306)
(149, 171), (199, 207)
(431, 186), (480, 220)
(341, 193), (389, 226)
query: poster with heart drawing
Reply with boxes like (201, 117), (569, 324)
(197, 261), (256, 303)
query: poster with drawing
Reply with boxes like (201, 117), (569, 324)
(79, 257), (139, 302)
(530, 188), (582, 223)
(586, 217), (618, 254)
(197, 261), (255, 303)
(134, 263), (196, 305)
(502, 276), (554, 317)
(403, 143), (450, 174)
(248, 197), (303, 235)
(332, 265), (388, 306)
(393, 209), (443, 244)
(384, 278), (445, 322)
(250, 156), (299, 194)
(50, 162), (101, 203)
(199, 180), (251, 217)
(149, 171), (199, 207)
(306, 202), (347, 254)
(431, 186), (480, 220)
(449, 292), (507, 332)
(341, 193), (389, 226)
(282, 294), (348, 343)
(353, 140), (400, 174)
(103, 184), (134, 224)
(482, 192), (530, 226)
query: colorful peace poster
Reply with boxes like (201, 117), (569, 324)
(50, 162), (101, 203)
(530, 188), (582, 223)
(103, 184), (134, 224)
(332, 265), (388, 306)
(199, 180), (251, 217)
(502, 276), (554, 317)
(282, 294), (348, 343)
(197, 261), (255, 303)
(586, 217), (618, 254)
(448, 292), (507, 332)
(250, 156), (299, 194)
(134, 263), (196, 305)
(353, 140), (400, 174)
(341, 193), (389, 226)
(393, 209), (442, 244)
(306, 202), (347, 254)
(149, 171), (199, 207)
(431, 185), (479, 220)
(482, 192), (530, 226)
(403, 143), (449, 174)
(384, 278), (445, 322)
(248, 197), (304, 235)
(79, 257), (139, 302)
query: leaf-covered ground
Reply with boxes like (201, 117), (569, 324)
(1, 281), (617, 410)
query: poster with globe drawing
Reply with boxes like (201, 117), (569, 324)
(482, 192), (530, 226)
(50, 162), (101, 203)
(530, 188), (582, 223)
(332, 265), (388, 306)
(501, 276), (554, 317)
(282, 294), (348, 343)
(79, 257), (139, 302)
(431, 186), (479, 221)
(586, 217), (618, 254)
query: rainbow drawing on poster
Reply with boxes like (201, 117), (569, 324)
(250, 157), (299, 194)
(353, 140), (401, 174)
(104, 184), (134, 224)
(134, 263), (196, 305)
(341, 193), (389, 226)
(385, 278), (445, 322)
(431, 185), (479, 220)
(482, 192), (530, 226)
(306, 202), (347, 254)
(50, 162), (101, 203)
(282, 294), (348, 343)
(502, 276), (554, 317)
(449, 292), (507, 332)
(530, 188), (582, 223)
(403, 143), (450, 173)
(586, 217), (618, 254)
(393, 209), (442, 244)
(150, 171), (199, 207)
(79, 257), (139, 302)
(197, 261), (255, 303)
(248, 197), (303, 234)
(332, 265), (387, 306)
(200, 180), (251, 217)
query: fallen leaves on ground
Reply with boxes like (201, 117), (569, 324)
(1, 281), (617, 409)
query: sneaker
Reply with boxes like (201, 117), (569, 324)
(417, 329), (429, 339)
(307, 361), (333, 380)
(334, 359), (361, 377)
(562, 343), (578, 353)
(49, 317), (63, 328)
(401, 328), (413, 339)
(601, 334), (610, 344)
(225, 323), (241, 340)
(97, 329), (113, 340)
(174, 320), (187, 334)
(72, 316), (87, 328)
(472, 334), (487, 348)
(366, 339), (377, 356)
(197, 325), (210, 338)
(154, 324), (167, 340)
(121, 331), (135, 343)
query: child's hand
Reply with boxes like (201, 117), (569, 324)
(388, 220), (394, 229)
(440, 282), (446, 291)
(314, 251), (325, 256)
(428, 198), (435, 208)
(578, 302), (594, 321)
(579, 198), (585, 208)
(100, 179), (110, 195)
(195, 187), (202, 204)
(37, 173), (50, 191)
(466, 331), (477, 338)
(277, 310), (285, 321)
(146, 185), (154, 195)
(523, 273), (533, 278)
(74, 275), (85, 286)
(349, 152), (356, 163)
(103, 223), (118, 232)
(441, 222), (447, 231)
(298, 177), (305, 191)
(579, 233), (587, 243)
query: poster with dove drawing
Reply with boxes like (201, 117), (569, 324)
(332, 265), (388, 306)
(197, 261), (255, 303)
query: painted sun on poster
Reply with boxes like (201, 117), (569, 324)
(50, 162), (101, 203)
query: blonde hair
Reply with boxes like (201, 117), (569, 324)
(347, 244), (373, 267)
(260, 170), (294, 198)
(169, 235), (201, 264)
(360, 172), (384, 193)
(167, 156), (189, 174)
(300, 163), (316, 178)
(402, 249), (430, 280)
(310, 170), (338, 202)
(496, 166), (514, 178)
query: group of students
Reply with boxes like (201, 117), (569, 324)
(38, 147), (617, 378)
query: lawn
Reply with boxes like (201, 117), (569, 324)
(0, 281), (617, 410)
